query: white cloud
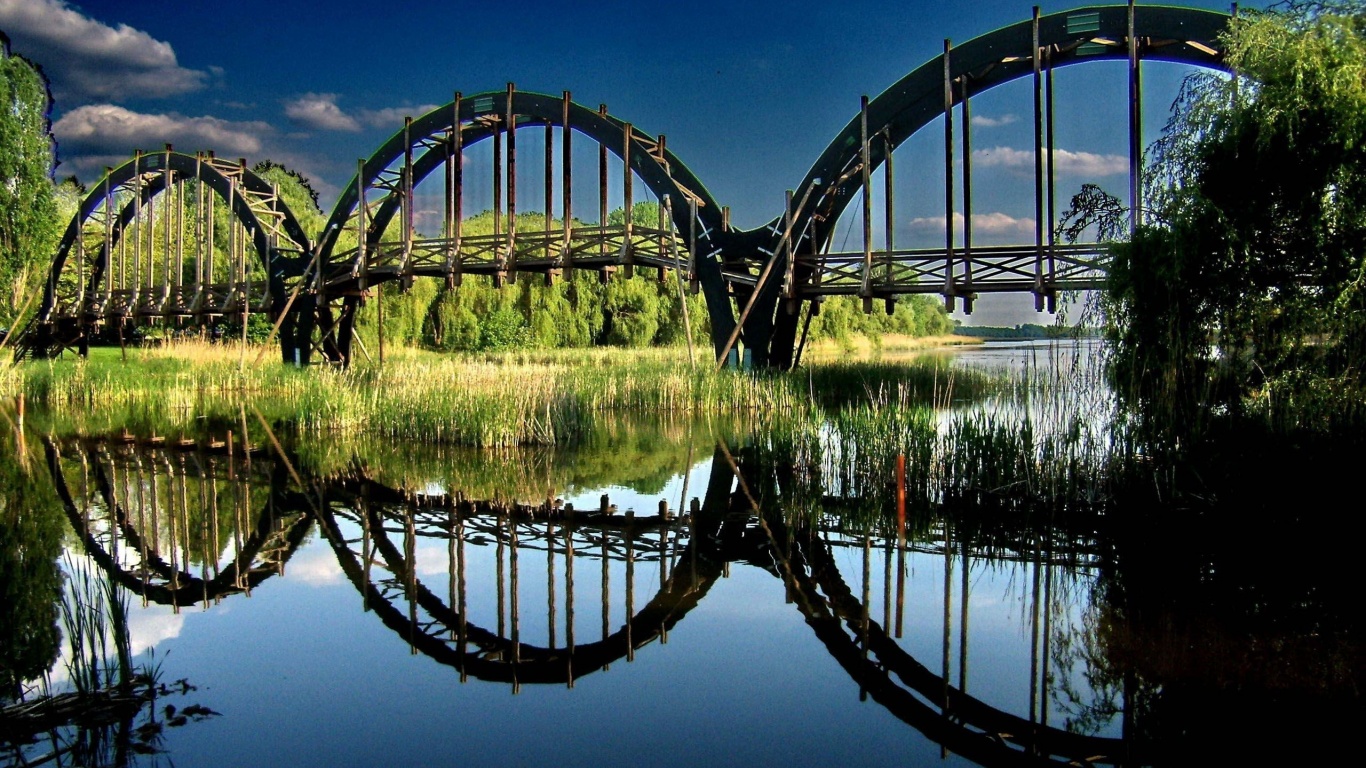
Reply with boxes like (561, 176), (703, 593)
(358, 105), (441, 130)
(971, 145), (1128, 176)
(283, 93), (361, 132)
(908, 211), (1036, 238)
(53, 104), (271, 174)
(0, 0), (213, 104)
(282, 94), (441, 133)
(285, 548), (346, 586)
(970, 114), (1018, 128)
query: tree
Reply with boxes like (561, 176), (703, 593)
(1106, 1), (1366, 429)
(0, 33), (59, 328)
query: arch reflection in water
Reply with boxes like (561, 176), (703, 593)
(43, 430), (1141, 766)
(312, 462), (739, 692)
(45, 435), (312, 612)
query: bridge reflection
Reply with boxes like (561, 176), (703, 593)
(46, 432), (1136, 765)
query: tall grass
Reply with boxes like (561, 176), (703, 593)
(6, 341), (1005, 448)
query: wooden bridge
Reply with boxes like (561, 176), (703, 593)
(15, 3), (1230, 368)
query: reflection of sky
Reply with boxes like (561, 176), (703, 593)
(55, 495), (1115, 767)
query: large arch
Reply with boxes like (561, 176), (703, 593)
(743, 4), (1232, 369)
(305, 88), (736, 365)
(45, 437), (313, 609)
(310, 473), (731, 687)
(19, 150), (312, 360)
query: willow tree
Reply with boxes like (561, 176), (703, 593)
(1106, 1), (1366, 430)
(0, 32), (59, 329)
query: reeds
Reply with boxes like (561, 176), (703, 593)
(6, 342), (1003, 448)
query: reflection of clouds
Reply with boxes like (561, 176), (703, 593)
(287, 548), (346, 586)
(46, 604), (184, 687)
(127, 608), (185, 657)
(414, 543), (457, 578)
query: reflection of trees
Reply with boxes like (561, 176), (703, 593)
(0, 421), (64, 702)
(295, 414), (733, 501)
(2, 559), (217, 768)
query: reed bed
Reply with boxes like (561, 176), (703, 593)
(5, 341), (1010, 448)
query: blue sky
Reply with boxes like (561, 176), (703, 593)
(1, 0), (1253, 323)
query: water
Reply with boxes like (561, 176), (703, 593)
(2, 352), (1361, 767)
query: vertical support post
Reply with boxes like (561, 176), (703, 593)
(667, 195), (695, 369)
(622, 123), (634, 277)
(175, 154), (185, 297)
(961, 74), (975, 311)
(944, 40), (957, 313)
(657, 136), (668, 283)
(599, 104), (609, 264)
(655, 177), (666, 282)
(103, 172), (114, 303)
(1128, 0), (1142, 234)
(146, 166), (156, 302)
(493, 109), (503, 244)
(225, 173), (237, 301)
(357, 158), (368, 290)
(895, 454), (906, 639)
(192, 156), (203, 296)
(959, 537), (970, 691)
(562, 91), (573, 275)
(564, 524), (575, 688)
(76, 208), (86, 315)
(444, 95), (458, 281)
(1029, 539), (1042, 723)
(942, 521), (952, 726)
(402, 117), (414, 280)
(132, 150), (143, 303)
(1046, 47), (1058, 313)
(883, 133), (896, 313)
(506, 83), (518, 280)
(1033, 7), (1046, 310)
(538, 118), (549, 276)
(204, 157), (215, 295)
(860, 95), (873, 313)
(688, 197), (699, 294)
(452, 93), (464, 284)
(782, 189), (796, 302)
(162, 145), (173, 302)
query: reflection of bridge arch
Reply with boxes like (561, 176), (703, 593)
(312, 473), (732, 688)
(22, 151), (313, 360)
(779, 528), (1134, 766)
(307, 88), (734, 365)
(45, 437), (313, 609)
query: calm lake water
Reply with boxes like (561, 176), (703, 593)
(2, 342), (1361, 766)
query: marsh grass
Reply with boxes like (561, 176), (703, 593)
(6, 341), (1005, 448)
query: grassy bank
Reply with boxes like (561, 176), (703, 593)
(1, 340), (1006, 447)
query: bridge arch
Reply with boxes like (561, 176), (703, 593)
(45, 437), (313, 609)
(312, 473), (724, 688)
(741, 4), (1232, 369)
(21, 150), (312, 360)
(306, 87), (736, 365)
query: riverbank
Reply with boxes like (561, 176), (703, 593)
(1, 340), (1007, 447)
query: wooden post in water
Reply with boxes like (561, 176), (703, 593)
(547, 521), (557, 650)
(565, 524), (575, 688)
(625, 532), (635, 661)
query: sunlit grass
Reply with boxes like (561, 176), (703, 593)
(4, 340), (1007, 448)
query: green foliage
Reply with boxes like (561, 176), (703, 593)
(0, 432), (65, 701)
(0, 37), (59, 327)
(1106, 1), (1366, 432)
(807, 294), (952, 343)
(251, 160), (326, 240)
